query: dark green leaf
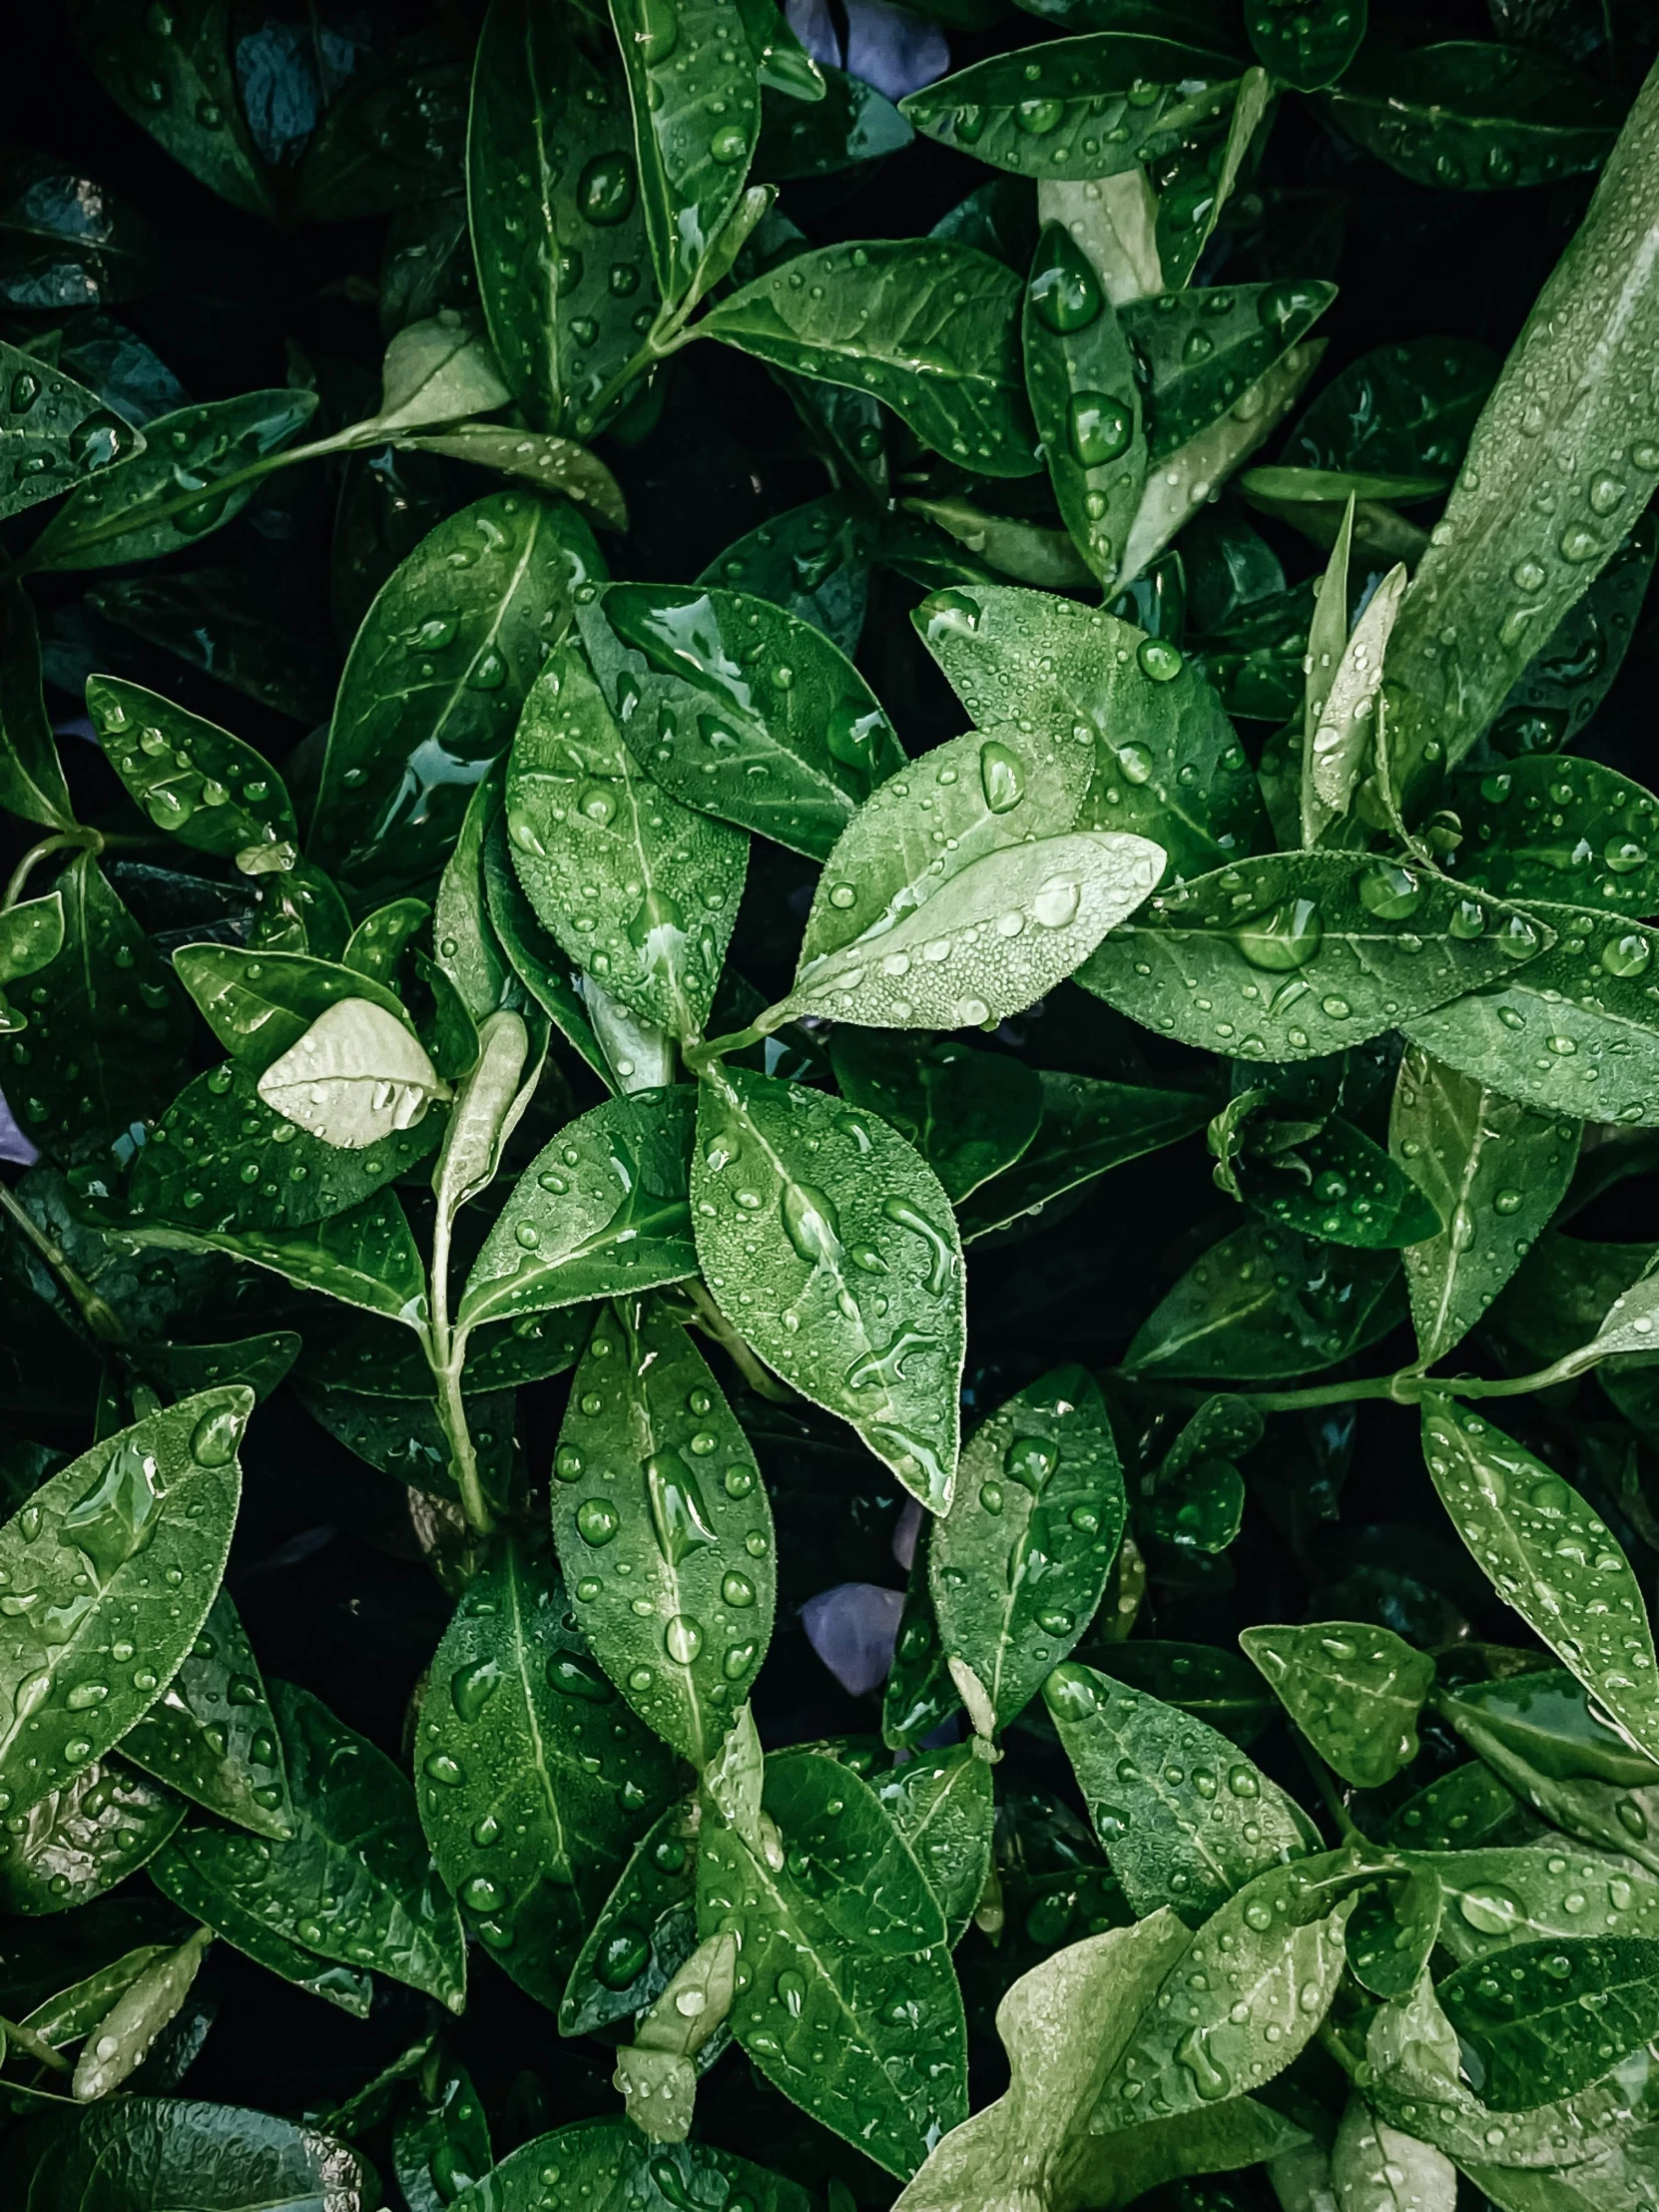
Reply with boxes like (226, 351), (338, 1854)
(0, 1758), (184, 1914)
(27, 390), (317, 571)
(446, 2121), (810, 2212)
(883, 1528), (961, 1750)
(1286, 337), (1500, 481)
(395, 2061), (492, 2212)
(118, 1588), (292, 1841)
(1247, 0), (1364, 89)
(698, 1746), (964, 2175)
(758, 67), (912, 180)
(1446, 755), (1659, 912)
(76, 0), (273, 217)
(1120, 282), (1337, 462)
(23, 2098), (374, 2212)
(930, 1367), (1125, 1728)
(1126, 1220), (1404, 1379)
(132, 1188), (428, 1325)
(87, 676), (295, 860)
(1424, 1842), (1659, 1964)
(1083, 1639), (1277, 1745)
(480, 802), (611, 1082)
(830, 1032), (1041, 1206)
(0, 583), (75, 829)
(699, 240), (1040, 478)
(292, 34), (469, 222)
(872, 1743), (994, 1946)
(1080, 850), (1553, 1062)
(1042, 1660), (1308, 1917)
(312, 491), (604, 900)
(958, 1070), (1212, 1241)
(693, 1065), (964, 1512)
(696, 493), (870, 657)
(156, 1676), (466, 2009)
(89, 565), (341, 725)
(1387, 1759), (1532, 1851)
(0, 338), (140, 525)
(1023, 224), (1145, 587)
(415, 1538), (677, 2011)
(1345, 1864), (1444, 1998)
(1489, 511), (1658, 757)
(560, 1793), (699, 2035)
(174, 945), (419, 1076)
(1240, 1620), (1434, 1786)
(552, 1296), (775, 1765)
(1220, 1101), (1441, 1250)
(1440, 1935), (1659, 2109)
(1324, 42), (1618, 192)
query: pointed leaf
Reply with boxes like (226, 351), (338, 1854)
(0, 1760), (185, 1914)
(1023, 224), (1146, 586)
(117, 1588), (291, 1841)
(561, 1794), (700, 2035)
(1126, 1221), (1405, 1380)
(958, 1070), (1212, 1242)
(829, 1032), (1041, 1206)
(87, 677), (296, 860)
(0, 582), (74, 829)
(1120, 281), (1337, 461)
(1440, 1935), (1659, 2109)
(1240, 1620), (1434, 1787)
(872, 1744), (993, 1948)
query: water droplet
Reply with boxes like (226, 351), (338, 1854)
(1234, 898), (1323, 972)
(646, 1453), (717, 1564)
(451, 1660), (501, 1722)
(665, 1615), (703, 1664)
(782, 1181), (843, 1268)
(722, 1570), (756, 1608)
(1603, 932), (1651, 979)
(1357, 860), (1423, 920)
(62, 1440), (164, 1578)
(1042, 1661), (1096, 1720)
(579, 152), (637, 226)
(577, 1497), (620, 1546)
(1137, 639), (1183, 683)
(1069, 392), (1134, 468)
(597, 1925), (651, 1988)
(1029, 230), (1102, 332)
(1605, 837), (1648, 875)
(1033, 875), (1082, 929)
(423, 1752), (465, 1787)
(978, 738), (1025, 814)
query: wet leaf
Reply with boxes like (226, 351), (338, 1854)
(1126, 1220), (1405, 1380)
(1440, 1935), (1659, 2109)
(829, 1032), (1041, 1205)
(699, 240), (1040, 477)
(1080, 849), (1553, 1062)
(1247, 0), (1364, 89)
(398, 423), (629, 532)
(1240, 1620), (1433, 1787)
(959, 1070), (1212, 1241)
(505, 637), (747, 1039)
(89, 565), (339, 725)
(872, 1743), (994, 1946)
(292, 33), (469, 222)
(1390, 1047), (1581, 1369)
(575, 582), (903, 859)
(23, 2098), (374, 2212)
(930, 1369), (1124, 1729)
(1023, 223), (1145, 587)
(1346, 1863), (1444, 2000)
(415, 1537), (678, 2011)
(71, 1921), (213, 2099)
(696, 493), (871, 657)
(1122, 283), (1337, 463)
(1421, 1401), (1659, 1764)
(1086, 1639), (1278, 1745)
(0, 1387), (248, 1816)
(561, 1794), (700, 2036)
(0, 1760), (185, 1915)
(757, 66), (912, 179)
(76, 0), (274, 218)
(1218, 1097), (1440, 1251)
(312, 490), (603, 901)
(698, 1745), (964, 2175)
(913, 584), (1271, 882)
(1330, 2098), (1456, 2212)
(444, 2121), (810, 2212)
(394, 2060), (492, 2212)
(1446, 756), (1659, 914)
(156, 1676), (466, 2009)
(1284, 337), (1500, 482)
(0, 337), (140, 525)
(1420, 1842), (1659, 1964)
(1324, 42), (1618, 192)
(0, 583), (74, 829)
(27, 389), (317, 571)
(1042, 1660), (1308, 1917)
(461, 1087), (696, 1330)
(693, 1065), (964, 1512)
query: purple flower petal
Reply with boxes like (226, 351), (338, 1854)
(843, 0), (949, 103)
(785, 0), (843, 69)
(892, 1495), (922, 1572)
(801, 1581), (905, 1697)
(0, 1091), (39, 1167)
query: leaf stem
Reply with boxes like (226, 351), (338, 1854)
(1107, 1346), (1602, 1417)
(3, 830), (96, 912)
(0, 2012), (74, 2076)
(425, 1203), (493, 1539)
(1296, 1728), (1363, 1846)
(0, 1181), (128, 1347)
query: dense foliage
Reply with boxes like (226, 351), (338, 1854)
(8, 1), (1659, 2208)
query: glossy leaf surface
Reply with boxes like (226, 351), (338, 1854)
(1127, 1221), (1405, 1379)
(830, 1031), (1041, 1205)
(118, 1588), (292, 1840)
(1240, 1620), (1433, 1787)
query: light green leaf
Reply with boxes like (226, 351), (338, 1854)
(1080, 848), (1553, 1061)
(415, 1538), (678, 2011)
(1023, 224), (1145, 586)
(612, 0), (762, 311)
(1331, 2098), (1456, 2212)
(698, 1746), (963, 2175)
(930, 1370), (1124, 1729)
(446, 2121), (810, 2212)
(1390, 1047), (1581, 1368)
(397, 423), (629, 531)
(901, 36), (1240, 179)
(871, 1744), (993, 1948)
(1240, 1620), (1434, 1787)
(0, 338), (141, 525)
(480, 798), (611, 1081)
(0, 892), (64, 987)
(1042, 1660), (1308, 1917)
(173, 943), (422, 1076)
(504, 638), (748, 1039)
(699, 240), (1040, 478)
(0, 1388), (248, 1815)
(1422, 1400), (1659, 1765)
(1420, 1843), (1659, 1963)
(311, 490), (603, 901)
(117, 1589), (291, 1842)
(692, 1065), (964, 1512)
(27, 390), (317, 571)
(255, 999), (448, 1150)
(461, 1087), (696, 1330)
(552, 1297), (775, 1766)
(156, 1677), (465, 2010)
(575, 583), (903, 860)
(371, 314), (512, 433)
(71, 1923), (212, 2100)
(913, 584), (1270, 883)
(1303, 534), (1406, 847)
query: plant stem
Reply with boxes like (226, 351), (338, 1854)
(425, 1203), (493, 1539)
(1107, 1346), (1607, 1417)
(1297, 1729), (1364, 1846)
(0, 2012), (73, 2076)
(0, 1182), (128, 1346)
(3, 830), (96, 912)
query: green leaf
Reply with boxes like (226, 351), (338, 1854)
(883, 1530), (960, 1751)
(1330, 2099), (1456, 2212)
(1126, 1220), (1405, 1379)
(70, 1921), (213, 2098)
(693, 1065), (964, 1512)
(872, 1743), (994, 1946)
(560, 1793), (700, 2035)
(1091, 1850), (1361, 2131)
(1023, 224), (1146, 587)
(0, 1387), (248, 1814)
(1042, 1660), (1308, 1917)
(575, 582), (903, 860)
(481, 801), (611, 1081)
(0, 1759), (185, 1914)
(1285, 337), (1500, 481)
(415, 1537), (677, 2011)
(1346, 1863), (1445, 1999)
(913, 584), (1271, 881)
(699, 240), (1040, 478)
(466, 0), (661, 439)
(131, 1188), (428, 1325)
(291, 36), (469, 222)
(698, 1746), (964, 2175)
(88, 676), (296, 861)
(396, 424), (628, 532)
(155, 1676), (466, 2009)
(1080, 849), (1552, 1062)
(958, 1069), (1212, 1241)
(1439, 1934), (1659, 2109)
(75, 0), (274, 218)
(370, 317), (512, 435)
(255, 998), (447, 1151)
(1490, 512), (1658, 757)
(829, 1032), (1040, 1206)
(116, 1587), (290, 1841)
(1421, 1842), (1659, 1963)
(1387, 1759), (1532, 1851)
(901, 35), (1239, 178)
(552, 1297), (775, 1765)
(0, 892), (65, 995)
(174, 945), (420, 1075)
(1421, 1401), (1659, 1765)
(311, 491), (603, 899)
(1324, 42), (1617, 192)
(1085, 1639), (1278, 1745)
(757, 65), (911, 179)
(504, 638), (748, 1039)
(27, 389), (318, 571)
(0, 338), (141, 525)
(1218, 1099), (1440, 1251)
(930, 1369), (1124, 1728)
(461, 1087), (696, 1330)
(1383, 64), (1659, 789)
(1240, 1620), (1433, 1787)
(1441, 1685), (1659, 1880)
(395, 2061), (492, 2212)
(903, 494), (1093, 590)
(0, 583), (75, 829)
(1247, 0), (1363, 90)
(444, 2122), (810, 2212)
(1390, 1047), (1581, 1368)
(1446, 755), (1659, 912)
(23, 2098), (374, 2212)
(697, 492), (870, 656)
(789, 826), (1164, 1033)
(1303, 552), (1407, 849)
(1121, 282), (1337, 461)
(1439, 1668), (1659, 1789)
(343, 897), (431, 989)
(611, 0), (761, 311)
